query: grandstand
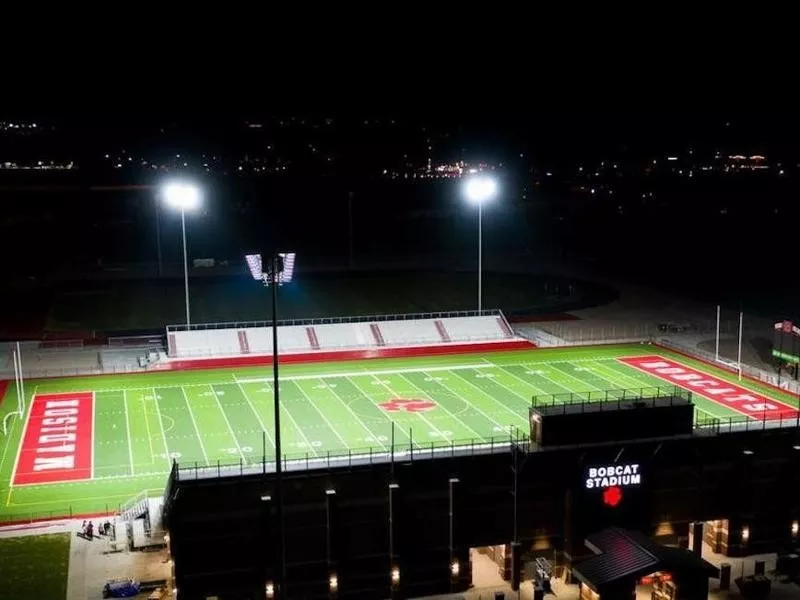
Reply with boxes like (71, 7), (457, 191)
(164, 309), (519, 361)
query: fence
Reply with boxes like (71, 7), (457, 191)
(172, 432), (529, 483)
(531, 386), (691, 412)
(165, 309), (505, 333)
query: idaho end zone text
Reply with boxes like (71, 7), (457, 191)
(585, 464), (641, 489)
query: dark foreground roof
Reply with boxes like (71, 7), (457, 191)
(572, 528), (719, 590)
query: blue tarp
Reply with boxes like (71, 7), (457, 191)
(103, 579), (141, 598)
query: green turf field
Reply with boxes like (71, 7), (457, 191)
(0, 344), (797, 523)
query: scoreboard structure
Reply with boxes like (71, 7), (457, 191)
(772, 320), (800, 364)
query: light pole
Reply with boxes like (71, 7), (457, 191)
(462, 174), (498, 312)
(163, 182), (201, 327)
(246, 251), (296, 599)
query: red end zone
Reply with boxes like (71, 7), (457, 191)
(619, 356), (799, 421)
(13, 392), (94, 485)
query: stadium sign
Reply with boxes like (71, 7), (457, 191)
(585, 464), (641, 489)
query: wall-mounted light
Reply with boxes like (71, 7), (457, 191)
(742, 526), (750, 542)
(792, 521), (799, 536)
(391, 566), (400, 585)
(450, 559), (460, 577)
(325, 488), (336, 496)
(265, 582), (275, 598)
(260, 494), (272, 502)
(329, 573), (338, 593)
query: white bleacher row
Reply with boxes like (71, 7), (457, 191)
(168, 315), (516, 359)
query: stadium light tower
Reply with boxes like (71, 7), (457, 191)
(162, 181), (201, 327)
(462, 174), (498, 312)
(245, 251), (296, 598)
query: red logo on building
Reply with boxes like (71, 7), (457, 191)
(378, 398), (437, 413)
(603, 486), (623, 507)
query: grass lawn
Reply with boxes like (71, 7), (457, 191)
(0, 533), (70, 600)
(0, 343), (797, 523)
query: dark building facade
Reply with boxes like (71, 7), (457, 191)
(165, 425), (800, 600)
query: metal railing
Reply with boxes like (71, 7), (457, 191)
(531, 385), (691, 413)
(172, 432), (528, 483)
(165, 309), (504, 333)
(694, 412), (800, 434)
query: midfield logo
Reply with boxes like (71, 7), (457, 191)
(378, 398), (437, 413)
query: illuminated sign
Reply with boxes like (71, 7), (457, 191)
(585, 464), (641, 489)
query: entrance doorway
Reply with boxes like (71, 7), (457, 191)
(688, 519), (730, 557)
(470, 545), (508, 588)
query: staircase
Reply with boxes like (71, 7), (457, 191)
(370, 323), (386, 346)
(237, 330), (251, 354)
(306, 326), (320, 350)
(434, 320), (451, 342)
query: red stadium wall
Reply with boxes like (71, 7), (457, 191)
(0, 380), (9, 408)
(161, 340), (535, 372)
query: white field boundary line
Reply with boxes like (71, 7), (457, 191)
(233, 381), (275, 453)
(397, 373), (488, 442)
(123, 390), (135, 476)
(5, 385), (38, 505)
(320, 377), (389, 452)
(208, 384), (248, 465)
(152, 388), (173, 470)
(67, 358), (611, 395)
(235, 362), (494, 384)
(345, 376), (418, 448)
(180, 387), (210, 466)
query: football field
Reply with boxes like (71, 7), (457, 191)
(0, 344), (798, 523)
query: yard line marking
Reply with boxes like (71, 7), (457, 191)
(346, 376), (418, 448)
(420, 370), (507, 432)
(123, 390), (135, 475)
(180, 387), (210, 466)
(322, 378), (388, 451)
(368, 373), (450, 442)
(449, 371), (529, 428)
(6, 384), (37, 505)
(234, 381), (274, 452)
(398, 373), (487, 442)
(141, 392), (155, 463)
(153, 388), (172, 468)
(278, 389), (320, 458)
(493, 365), (552, 397)
(291, 381), (350, 448)
(209, 384), (247, 464)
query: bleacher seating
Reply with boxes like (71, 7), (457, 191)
(441, 316), (511, 341)
(167, 313), (520, 360)
(314, 322), (375, 349)
(379, 319), (442, 346)
(247, 325), (312, 354)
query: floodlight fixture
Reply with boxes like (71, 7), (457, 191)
(245, 252), (297, 285)
(162, 181), (201, 211)
(325, 488), (337, 496)
(463, 174), (498, 205)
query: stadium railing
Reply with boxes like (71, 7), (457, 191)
(531, 385), (691, 412)
(165, 309), (505, 333)
(171, 432), (529, 483)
